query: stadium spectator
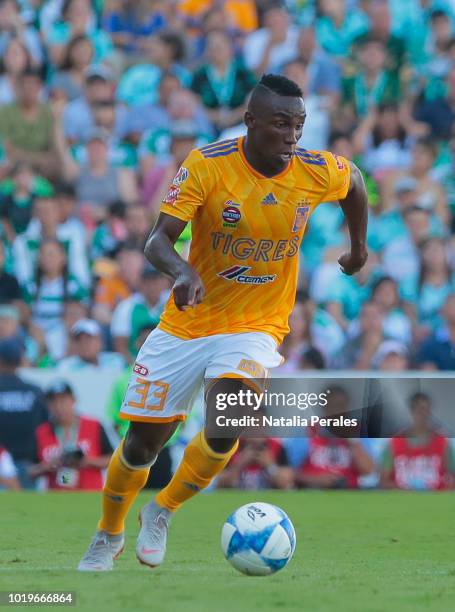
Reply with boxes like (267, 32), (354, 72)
(56, 318), (126, 372)
(139, 88), (213, 176)
(416, 292), (455, 369)
(294, 387), (375, 489)
(13, 195), (91, 289)
(413, 62), (455, 139)
(294, 26), (342, 104)
(123, 205), (150, 251)
(0, 304), (40, 365)
(243, 3), (299, 74)
(23, 238), (88, 340)
(117, 29), (189, 107)
(93, 243), (144, 327)
(400, 236), (455, 336)
(0, 0), (43, 64)
(41, 298), (88, 365)
(371, 340), (410, 371)
(0, 68), (56, 179)
(0, 241), (21, 304)
(111, 266), (170, 361)
(0, 38), (33, 105)
(62, 65), (126, 143)
(278, 291), (313, 372)
(217, 438), (294, 490)
(0, 337), (47, 488)
(385, 138), (448, 224)
(0, 162), (54, 241)
(141, 120), (200, 215)
(45, 0), (113, 67)
(49, 35), (95, 102)
(342, 37), (400, 122)
(370, 276), (412, 345)
(330, 301), (385, 369)
(102, 0), (170, 57)
(359, 0), (406, 73)
(315, 0), (369, 60)
(352, 103), (415, 177)
(54, 111), (139, 213)
(191, 30), (256, 133)
(382, 205), (435, 283)
(0, 445), (20, 490)
(380, 392), (455, 490)
(29, 380), (114, 491)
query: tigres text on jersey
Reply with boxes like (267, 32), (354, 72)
(158, 136), (351, 344)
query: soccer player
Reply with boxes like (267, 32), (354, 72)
(78, 74), (369, 571)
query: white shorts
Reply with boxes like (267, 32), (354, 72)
(120, 328), (283, 423)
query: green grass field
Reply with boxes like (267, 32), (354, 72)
(1, 491), (454, 612)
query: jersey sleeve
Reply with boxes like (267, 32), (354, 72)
(322, 152), (351, 203)
(160, 148), (210, 222)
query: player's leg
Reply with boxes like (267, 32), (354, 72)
(136, 380), (240, 568)
(79, 328), (204, 571)
(143, 334), (282, 565)
(78, 421), (177, 572)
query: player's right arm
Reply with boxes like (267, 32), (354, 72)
(144, 213), (205, 310)
(144, 149), (209, 311)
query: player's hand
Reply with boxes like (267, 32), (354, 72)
(173, 268), (205, 311)
(338, 249), (368, 276)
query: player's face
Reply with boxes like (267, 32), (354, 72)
(248, 96), (306, 167)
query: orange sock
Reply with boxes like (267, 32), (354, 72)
(98, 440), (151, 535)
(156, 431), (238, 512)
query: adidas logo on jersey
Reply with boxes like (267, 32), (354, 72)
(261, 192), (278, 205)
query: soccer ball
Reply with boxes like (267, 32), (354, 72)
(221, 502), (296, 576)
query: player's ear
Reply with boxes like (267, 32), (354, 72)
(244, 111), (255, 129)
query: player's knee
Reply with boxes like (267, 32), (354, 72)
(204, 435), (238, 454)
(123, 424), (165, 466)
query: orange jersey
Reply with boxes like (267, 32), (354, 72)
(159, 137), (350, 344)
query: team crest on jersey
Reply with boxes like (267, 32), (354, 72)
(292, 206), (310, 232)
(218, 265), (276, 285)
(134, 362), (149, 376)
(172, 166), (189, 186)
(222, 201), (241, 227)
(163, 185), (180, 205)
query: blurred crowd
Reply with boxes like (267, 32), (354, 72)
(1, 0), (455, 491)
(0, 0), (452, 372)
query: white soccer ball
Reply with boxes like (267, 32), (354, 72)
(221, 502), (296, 576)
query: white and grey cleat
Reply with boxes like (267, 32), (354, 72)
(77, 530), (124, 572)
(136, 501), (172, 568)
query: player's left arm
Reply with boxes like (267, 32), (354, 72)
(337, 162), (369, 276)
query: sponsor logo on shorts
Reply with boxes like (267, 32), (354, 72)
(163, 185), (180, 205)
(134, 362), (149, 376)
(172, 166), (189, 186)
(218, 265), (276, 285)
(222, 201), (241, 227)
(292, 205), (310, 231)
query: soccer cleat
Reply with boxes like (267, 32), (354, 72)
(136, 501), (172, 568)
(77, 530), (124, 572)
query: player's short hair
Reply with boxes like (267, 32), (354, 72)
(255, 73), (303, 98)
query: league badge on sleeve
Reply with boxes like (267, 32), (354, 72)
(172, 167), (189, 186)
